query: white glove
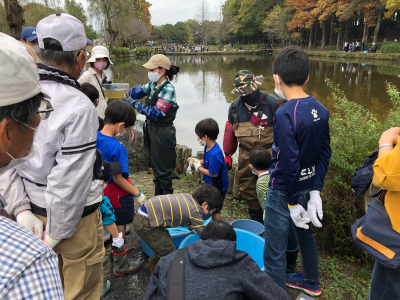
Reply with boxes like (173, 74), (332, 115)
(16, 210), (44, 239)
(42, 232), (61, 248)
(187, 157), (201, 172)
(112, 232), (124, 248)
(307, 191), (323, 227)
(193, 160), (202, 172)
(288, 204), (310, 229)
(134, 190), (146, 206)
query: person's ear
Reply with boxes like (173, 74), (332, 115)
(304, 75), (310, 85)
(201, 202), (208, 211)
(273, 74), (279, 87)
(159, 67), (166, 75)
(77, 50), (86, 68)
(0, 119), (12, 154)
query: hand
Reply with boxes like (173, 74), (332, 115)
(134, 190), (147, 206)
(112, 232), (124, 248)
(307, 191), (323, 227)
(16, 210), (44, 239)
(42, 232), (61, 248)
(288, 204), (310, 229)
(225, 156), (232, 171)
(188, 157), (201, 171)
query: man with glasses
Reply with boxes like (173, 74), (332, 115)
(0, 33), (63, 299)
(0, 14), (104, 300)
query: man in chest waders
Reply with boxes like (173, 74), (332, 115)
(127, 55), (180, 196)
(223, 70), (278, 223)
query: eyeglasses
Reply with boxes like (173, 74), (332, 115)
(37, 98), (54, 120)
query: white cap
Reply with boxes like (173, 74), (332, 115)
(88, 46), (113, 65)
(37, 13), (86, 51)
(0, 33), (49, 107)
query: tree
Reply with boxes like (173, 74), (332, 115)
(263, 5), (291, 46)
(4, 0), (25, 38)
(196, 0), (212, 45)
(215, 1), (238, 44)
(64, 0), (86, 24)
(23, 2), (60, 27)
(186, 19), (202, 43)
(129, 17), (151, 45)
(160, 23), (174, 42)
(173, 21), (191, 44)
(85, 24), (98, 40)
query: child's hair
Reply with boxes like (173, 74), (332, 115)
(272, 46), (309, 86)
(104, 101), (136, 127)
(273, 98), (287, 116)
(201, 221), (236, 242)
(249, 147), (272, 171)
(81, 83), (99, 104)
(195, 118), (219, 140)
(161, 65), (180, 81)
(192, 184), (223, 211)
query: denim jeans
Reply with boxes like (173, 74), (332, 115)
(368, 261), (400, 300)
(264, 188), (319, 289)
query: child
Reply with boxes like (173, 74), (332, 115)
(96, 101), (146, 238)
(80, 82), (104, 131)
(265, 46), (331, 297)
(100, 196), (140, 297)
(132, 184), (223, 277)
(248, 147), (272, 212)
(189, 118), (229, 221)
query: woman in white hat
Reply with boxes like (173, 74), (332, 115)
(78, 46), (113, 119)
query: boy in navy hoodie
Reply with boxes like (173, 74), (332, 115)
(264, 46), (331, 297)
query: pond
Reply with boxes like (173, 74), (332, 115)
(106, 54), (400, 153)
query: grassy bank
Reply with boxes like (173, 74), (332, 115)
(305, 50), (400, 61)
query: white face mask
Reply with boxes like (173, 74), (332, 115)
(0, 145), (34, 174)
(115, 124), (126, 137)
(31, 45), (41, 54)
(274, 76), (286, 100)
(148, 70), (162, 82)
(252, 169), (258, 176)
(198, 139), (207, 147)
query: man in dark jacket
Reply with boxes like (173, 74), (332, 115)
(144, 221), (290, 300)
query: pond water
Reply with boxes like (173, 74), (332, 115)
(106, 54), (400, 153)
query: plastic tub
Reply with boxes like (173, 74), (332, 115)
(179, 228), (265, 271)
(102, 83), (129, 98)
(140, 217), (212, 257)
(230, 219), (264, 236)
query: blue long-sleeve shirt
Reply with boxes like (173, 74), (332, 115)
(269, 96), (331, 206)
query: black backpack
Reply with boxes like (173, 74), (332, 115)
(350, 149), (378, 198)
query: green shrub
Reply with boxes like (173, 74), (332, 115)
(318, 79), (400, 260)
(365, 41), (397, 50)
(136, 46), (150, 55)
(112, 47), (130, 57)
(381, 43), (400, 54)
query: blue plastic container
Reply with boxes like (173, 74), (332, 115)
(179, 228), (265, 271)
(230, 219), (264, 236)
(140, 217), (212, 257)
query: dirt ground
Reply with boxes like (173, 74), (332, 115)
(103, 171), (372, 300)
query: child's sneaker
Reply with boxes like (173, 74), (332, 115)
(286, 273), (321, 296)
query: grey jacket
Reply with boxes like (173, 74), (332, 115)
(144, 239), (291, 300)
(144, 193), (205, 235)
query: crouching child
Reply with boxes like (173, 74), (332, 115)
(133, 184), (223, 277)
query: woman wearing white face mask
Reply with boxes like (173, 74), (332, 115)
(79, 46), (113, 119)
(126, 54), (180, 196)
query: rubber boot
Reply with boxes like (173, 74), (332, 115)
(248, 209), (264, 224)
(149, 259), (159, 278)
(286, 248), (299, 275)
(101, 280), (110, 297)
(112, 245), (141, 276)
(154, 185), (163, 196)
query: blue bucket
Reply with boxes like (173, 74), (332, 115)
(179, 228), (265, 271)
(230, 219), (264, 236)
(140, 217), (212, 257)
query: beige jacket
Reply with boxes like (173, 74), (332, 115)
(78, 67), (108, 119)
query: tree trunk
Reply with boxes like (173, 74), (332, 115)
(314, 21), (319, 47)
(329, 15), (335, 46)
(320, 20), (327, 50)
(109, 30), (116, 55)
(4, 0), (24, 39)
(344, 19), (349, 42)
(362, 21), (367, 42)
(363, 25), (369, 44)
(373, 12), (381, 43)
(336, 22), (342, 50)
(309, 25), (314, 49)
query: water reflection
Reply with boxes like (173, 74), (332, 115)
(109, 55), (400, 151)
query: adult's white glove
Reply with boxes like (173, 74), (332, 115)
(16, 210), (44, 239)
(307, 191), (323, 228)
(134, 190), (146, 206)
(112, 232), (124, 248)
(288, 204), (310, 229)
(42, 232), (61, 248)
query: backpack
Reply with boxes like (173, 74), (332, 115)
(350, 149), (378, 198)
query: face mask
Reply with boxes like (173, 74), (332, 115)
(274, 76), (287, 100)
(115, 124), (126, 137)
(241, 89), (260, 107)
(0, 145), (34, 174)
(148, 70), (162, 82)
(94, 61), (107, 71)
(31, 45), (41, 54)
(198, 139), (207, 147)
(252, 170), (258, 176)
